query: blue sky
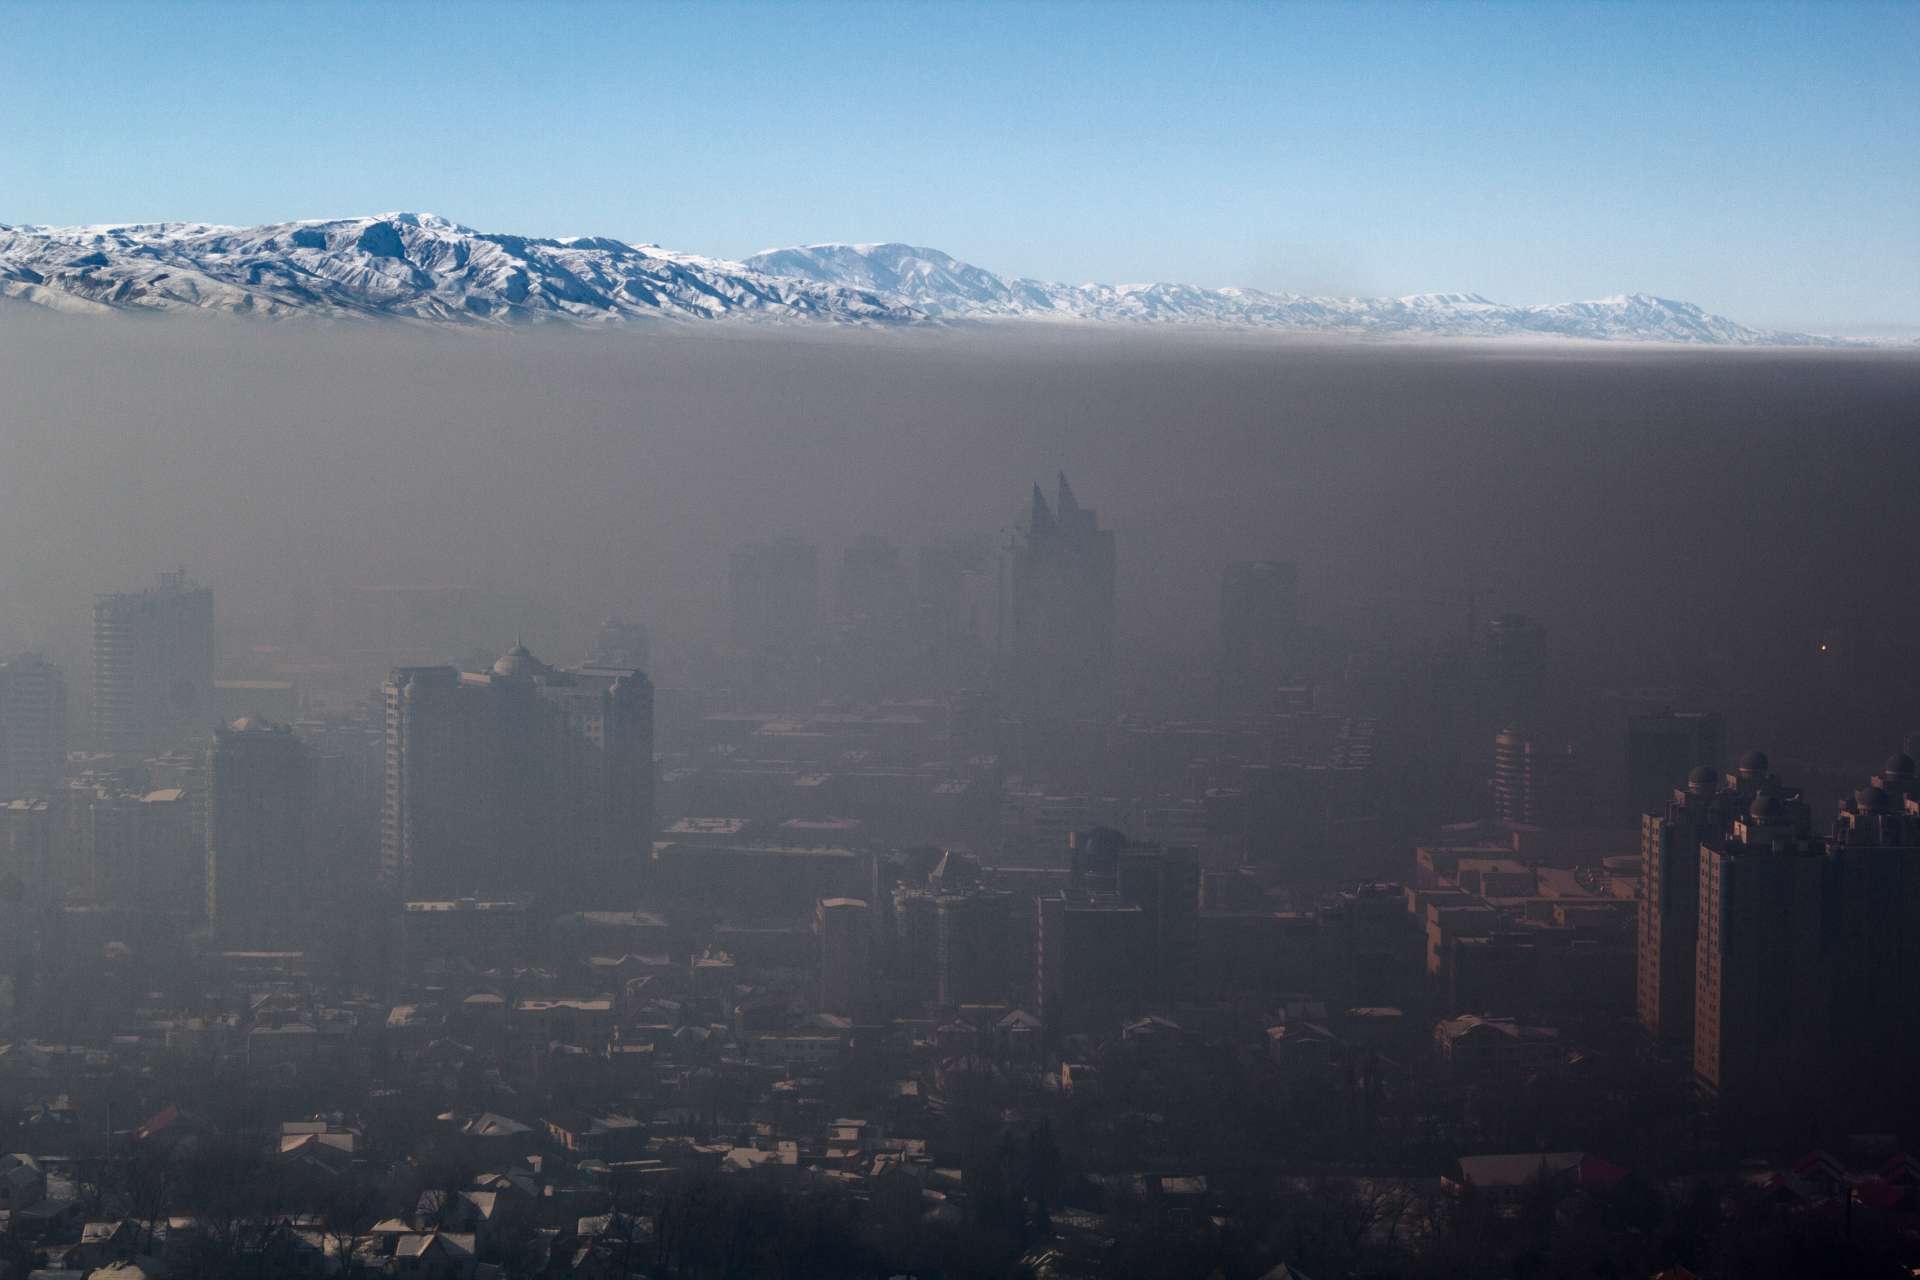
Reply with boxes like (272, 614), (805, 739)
(3, 1), (1914, 332)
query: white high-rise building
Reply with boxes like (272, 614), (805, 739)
(92, 571), (214, 753)
(0, 654), (67, 798)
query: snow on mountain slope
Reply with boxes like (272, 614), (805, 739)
(0, 213), (920, 327)
(0, 213), (1841, 344)
(745, 243), (1833, 344)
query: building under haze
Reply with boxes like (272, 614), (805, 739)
(1823, 756), (1920, 1095)
(730, 536), (818, 651)
(1036, 827), (1199, 1026)
(83, 782), (197, 916)
(1010, 474), (1116, 719)
(1483, 612), (1547, 734)
(836, 536), (910, 628)
(207, 716), (312, 948)
(815, 895), (874, 1019)
(381, 643), (654, 908)
(0, 654), (67, 799)
(1692, 771), (1827, 1111)
(1636, 762), (1745, 1054)
(1632, 748), (1920, 1113)
(1217, 559), (1298, 711)
(587, 618), (651, 671)
(92, 571), (215, 753)
(922, 850), (1016, 1007)
(1626, 710), (1725, 822)
(1491, 729), (1589, 828)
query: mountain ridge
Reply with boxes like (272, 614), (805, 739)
(0, 213), (1856, 345)
(0, 213), (917, 328)
(743, 241), (1834, 345)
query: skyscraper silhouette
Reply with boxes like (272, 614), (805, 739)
(382, 642), (654, 907)
(1010, 473), (1116, 718)
(92, 571), (214, 753)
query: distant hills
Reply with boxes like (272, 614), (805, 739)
(0, 213), (1853, 345)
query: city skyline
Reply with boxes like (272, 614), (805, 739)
(0, 5), (1916, 1272)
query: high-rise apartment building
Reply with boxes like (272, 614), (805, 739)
(92, 571), (215, 753)
(381, 643), (654, 907)
(587, 618), (652, 671)
(0, 798), (54, 912)
(815, 896), (874, 1018)
(1010, 474), (1116, 718)
(1491, 730), (1589, 827)
(207, 717), (312, 948)
(888, 851), (1016, 1009)
(1636, 764), (1745, 1052)
(1693, 770), (1827, 1109)
(1115, 840), (1200, 1003)
(1633, 748), (1920, 1116)
(1483, 612), (1547, 733)
(891, 884), (940, 1006)
(915, 535), (1000, 651)
(836, 536), (910, 627)
(0, 654), (67, 798)
(1217, 559), (1298, 710)
(1055, 827), (1199, 1009)
(1626, 710), (1726, 821)
(85, 784), (197, 916)
(926, 850), (1014, 1006)
(1825, 754), (1920, 1092)
(729, 537), (818, 651)
(1036, 889), (1144, 1034)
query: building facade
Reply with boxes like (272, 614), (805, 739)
(1010, 474), (1116, 719)
(815, 896), (874, 1019)
(0, 654), (67, 799)
(92, 571), (215, 754)
(1635, 765), (1743, 1053)
(207, 717), (312, 947)
(730, 537), (818, 651)
(1217, 559), (1298, 710)
(1626, 710), (1726, 822)
(381, 644), (654, 908)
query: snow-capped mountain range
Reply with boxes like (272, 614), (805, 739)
(746, 242), (1811, 344)
(0, 212), (1842, 345)
(0, 213), (918, 327)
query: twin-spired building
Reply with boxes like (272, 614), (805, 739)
(381, 642), (654, 909)
(1010, 473), (1116, 719)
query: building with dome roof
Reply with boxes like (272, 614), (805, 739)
(381, 642), (653, 907)
(1631, 744), (1920, 1121)
(1825, 763), (1920, 1097)
(1636, 752), (1749, 1053)
(1692, 766), (1828, 1111)
(1625, 709), (1725, 823)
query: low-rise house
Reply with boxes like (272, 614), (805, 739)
(68, 1219), (149, 1272)
(545, 1111), (645, 1159)
(1448, 1152), (1627, 1200)
(0, 1153), (46, 1210)
(1432, 1014), (1562, 1077)
(393, 1230), (477, 1278)
(1267, 1021), (1339, 1076)
(247, 1021), (320, 1070)
(511, 997), (615, 1051)
(454, 1112), (539, 1163)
